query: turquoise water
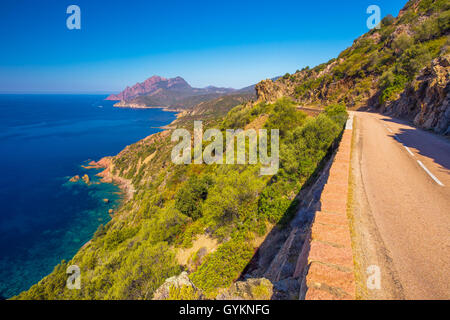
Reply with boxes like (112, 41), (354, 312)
(0, 94), (176, 298)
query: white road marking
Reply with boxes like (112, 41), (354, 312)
(417, 160), (445, 187)
(381, 119), (444, 186)
(381, 121), (393, 133)
(404, 146), (414, 157)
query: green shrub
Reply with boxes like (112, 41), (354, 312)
(178, 221), (204, 248)
(437, 10), (450, 32)
(381, 14), (395, 27)
(168, 285), (201, 300)
(202, 166), (265, 238)
(379, 70), (408, 104)
(259, 107), (345, 224)
(175, 175), (212, 220)
(398, 10), (417, 24)
(258, 183), (293, 223)
(398, 45), (432, 79)
(144, 206), (188, 244)
(325, 104), (348, 127)
(190, 238), (254, 296)
(264, 98), (307, 136)
(104, 226), (138, 249)
(105, 242), (181, 299)
(295, 77), (323, 96)
(251, 282), (272, 299)
(418, 0), (449, 13)
(415, 18), (441, 42)
(392, 33), (414, 55)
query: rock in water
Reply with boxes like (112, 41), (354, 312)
(82, 174), (90, 184)
(69, 175), (80, 183)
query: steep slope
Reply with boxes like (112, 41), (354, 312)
(14, 90), (347, 300)
(255, 0), (449, 133)
(387, 54), (449, 133)
(14, 0), (448, 301)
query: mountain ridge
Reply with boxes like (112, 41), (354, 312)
(106, 75), (237, 102)
(106, 75), (251, 110)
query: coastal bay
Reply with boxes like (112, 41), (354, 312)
(0, 94), (176, 298)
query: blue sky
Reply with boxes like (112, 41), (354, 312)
(0, 0), (407, 93)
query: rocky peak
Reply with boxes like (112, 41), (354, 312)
(255, 79), (289, 103)
(106, 75), (192, 101)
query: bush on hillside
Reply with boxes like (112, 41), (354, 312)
(175, 175), (213, 220)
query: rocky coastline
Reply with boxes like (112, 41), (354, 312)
(86, 157), (135, 201)
(113, 100), (181, 112)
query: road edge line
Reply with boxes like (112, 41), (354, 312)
(417, 160), (445, 187)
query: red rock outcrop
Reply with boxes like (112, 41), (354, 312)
(106, 76), (191, 101)
(255, 79), (289, 103)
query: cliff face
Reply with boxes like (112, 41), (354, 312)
(255, 0), (449, 134)
(255, 79), (289, 103)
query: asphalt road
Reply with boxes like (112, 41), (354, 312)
(351, 111), (450, 300)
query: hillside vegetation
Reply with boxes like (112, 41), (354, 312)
(15, 95), (347, 299)
(256, 0), (449, 133)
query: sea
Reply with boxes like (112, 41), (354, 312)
(0, 94), (176, 298)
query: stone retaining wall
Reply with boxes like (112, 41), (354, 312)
(295, 116), (355, 300)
